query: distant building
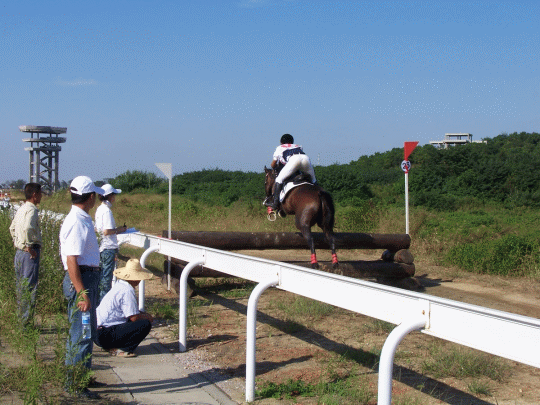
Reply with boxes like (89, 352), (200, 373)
(429, 133), (486, 149)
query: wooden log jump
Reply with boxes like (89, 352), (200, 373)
(166, 257), (414, 279)
(163, 257), (417, 294)
(163, 231), (410, 252)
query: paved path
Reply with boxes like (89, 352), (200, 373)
(91, 336), (239, 405)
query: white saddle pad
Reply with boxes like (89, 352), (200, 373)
(280, 181), (312, 202)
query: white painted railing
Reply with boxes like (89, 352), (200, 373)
(119, 232), (540, 404)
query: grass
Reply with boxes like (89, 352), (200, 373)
(421, 345), (510, 382)
(468, 380), (492, 396)
(274, 295), (335, 322)
(0, 209), (75, 403)
(195, 277), (256, 299)
(38, 188), (540, 278)
(3, 189), (532, 404)
(256, 376), (374, 404)
(393, 394), (424, 405)
(362, 318), (395, 334)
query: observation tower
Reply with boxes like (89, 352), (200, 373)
(19, 125), (67, 193)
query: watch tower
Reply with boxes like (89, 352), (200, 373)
(19, 125), (67, 193)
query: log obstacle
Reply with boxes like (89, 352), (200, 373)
(165, 257), (414, 279)
(160, 230), (417, 291)
(163, 231), (410, 252)
(163, 257), (417, 294)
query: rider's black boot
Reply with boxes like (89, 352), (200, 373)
(270, 182), (283, 210)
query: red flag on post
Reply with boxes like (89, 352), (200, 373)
(404, 141), (419, 161)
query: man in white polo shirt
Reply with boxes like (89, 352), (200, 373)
(60, 176), (105, 399)
(94, 183), (127, 303)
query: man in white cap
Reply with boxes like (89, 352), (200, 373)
(60, 175), (105, 398)
(94, 184), (127, 303)
(95, 258), (154, 357)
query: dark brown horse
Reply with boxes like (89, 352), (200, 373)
(264, 167), (338, 269)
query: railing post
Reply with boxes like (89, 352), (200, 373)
(377, 316), (427, 405)
(179, 257), (206, 352)
(246, 276), (279, 402)
(139, 244), (160, 311)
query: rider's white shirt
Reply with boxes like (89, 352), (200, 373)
(273, 144), (303, 166)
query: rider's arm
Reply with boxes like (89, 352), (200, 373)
(270, 159), (278, 169)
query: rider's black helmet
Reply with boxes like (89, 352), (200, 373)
(280, 134), (294, 144)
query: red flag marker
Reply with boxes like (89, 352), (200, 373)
(404, 141), (419, 161)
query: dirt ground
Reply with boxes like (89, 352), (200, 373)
(131, 248), (540, 405)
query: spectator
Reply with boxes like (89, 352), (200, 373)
(94, 184), (126, 303)
(9, 183), (42, 326)
(60, 176), (105, 399)
(95, 258), (154, 357)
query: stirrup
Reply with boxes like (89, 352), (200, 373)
(266, 206), (277, 221)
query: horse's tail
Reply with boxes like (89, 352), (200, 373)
(318, 189), (335, 231)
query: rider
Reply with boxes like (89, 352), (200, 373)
(267, 133), (317, 210)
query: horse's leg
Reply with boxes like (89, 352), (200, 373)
(325, 230), (339, 269)
(304, 227), (318, 269)
(317, 190), (338, 268)
(297, 219), (318, 269)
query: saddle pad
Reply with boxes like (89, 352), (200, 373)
(280, 181), (312, 202)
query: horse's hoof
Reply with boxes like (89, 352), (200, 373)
(332, 262), (339, 270)
(311, 262), (319, 269)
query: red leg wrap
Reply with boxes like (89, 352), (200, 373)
(310, 254), (317, 264)
(332, 253), (338, 264)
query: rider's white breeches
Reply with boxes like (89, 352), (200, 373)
(276, 154), (317, 184)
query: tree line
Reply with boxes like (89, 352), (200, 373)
(60, 131), (540, 210)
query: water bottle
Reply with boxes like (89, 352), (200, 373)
(81, 311), (91, 339)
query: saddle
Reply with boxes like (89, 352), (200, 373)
(288, 172), (313, 185)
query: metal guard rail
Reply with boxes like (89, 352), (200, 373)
(119, 232), (540, 404)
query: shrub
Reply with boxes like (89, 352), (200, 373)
(446, 234), (539, 276)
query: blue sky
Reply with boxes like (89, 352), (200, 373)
(1, 0), (539, 184)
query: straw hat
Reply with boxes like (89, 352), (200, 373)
(113, 259), (154, 281)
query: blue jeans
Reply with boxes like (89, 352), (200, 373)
(15, 246), (40, 324)
(63, 269), (100, 370)
(98, 248), (118, 304)
(95, 319), (152, 353)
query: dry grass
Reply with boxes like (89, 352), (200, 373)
(41, 192), (303, 235)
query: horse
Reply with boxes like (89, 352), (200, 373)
(264, 166), (338, 269)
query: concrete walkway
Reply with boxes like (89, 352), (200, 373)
(91, 336), (239, 405)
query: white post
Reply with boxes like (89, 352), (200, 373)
(168, 174), (172, 290)
(179, 257), (206, 352)
(139, 245), (160, 312)
(378, 317), (426, 405)
(405, 171), (409, 235)
(155, 163), (173, 290)
(246, 276), (279, 402)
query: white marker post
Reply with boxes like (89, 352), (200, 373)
(402, 142), (418, 235)
(156, 163), (173, 290)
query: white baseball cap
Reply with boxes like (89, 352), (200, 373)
(101, 184), (122, 196)
(69, 176), (106, 195)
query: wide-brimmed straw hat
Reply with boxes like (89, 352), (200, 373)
(113, 259), (154, 281)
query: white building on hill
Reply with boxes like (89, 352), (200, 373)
(429, 133), (486, 149)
